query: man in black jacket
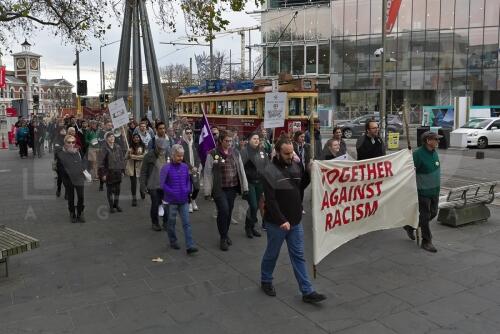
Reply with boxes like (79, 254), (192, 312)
(356, 119), (386, 160)
(260, 138), (326, 304)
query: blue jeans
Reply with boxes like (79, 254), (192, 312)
(166, 203), (194, 249)
(261, 222), (314, 295)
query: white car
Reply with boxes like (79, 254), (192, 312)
(451, 117), (500, 149)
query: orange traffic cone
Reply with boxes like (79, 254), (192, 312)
(1, 134), (7, 149)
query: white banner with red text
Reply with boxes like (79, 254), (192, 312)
(311, 149), (419, 265)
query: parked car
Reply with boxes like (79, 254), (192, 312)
(451, 117), (500, 149)
(336, 114), (404, 138)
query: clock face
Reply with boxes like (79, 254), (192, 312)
(30, 59), (38, 70)
(16, 58), (26, 69)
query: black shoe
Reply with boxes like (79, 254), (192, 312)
(186, 247), (199, 255)
(245, 228), (253, 239)
(132, 198), (137, 207)
(261, 282), (276, 297)
(404, 225), (416, 241)
(220, 239), (229, 251)
(115, 206), (123, 212)
(422, 241), (437, 253)
(152, 224), (162, 231)
(77, 214), (86, 223)
(226, 237), (232, 246)
(170, 243), (181, 250)
(140, 192), (146, 200)
(56, 189), (61, 197)
(109, 207), (116, 214)
(70, 214), (78, 224)
(252, 229), (261, 237)
(302, 291), (327, 304)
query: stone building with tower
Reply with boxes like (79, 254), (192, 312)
(0, 40), (74, 118)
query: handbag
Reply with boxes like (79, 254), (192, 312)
(83, 170), (92, 183)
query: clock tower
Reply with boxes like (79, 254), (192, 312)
(12, 39), (42, 115)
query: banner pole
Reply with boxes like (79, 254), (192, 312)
(121, 125), (130, 151)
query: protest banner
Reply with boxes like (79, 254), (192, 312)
(311, 150), (419, 265)
(264, 92), (287, 129)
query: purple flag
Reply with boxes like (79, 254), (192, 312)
(198, 104), (216, 164)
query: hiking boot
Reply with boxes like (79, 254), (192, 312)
(404, 225), (416, 241)
(302, 291), (327, 304)
(261, 282), (276, 297)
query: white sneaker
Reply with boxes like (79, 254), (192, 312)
(192, 200), (199, 211)
(302, 210), (306, 215)
(189, 203), (194, 213)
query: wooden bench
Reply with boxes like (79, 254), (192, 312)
(0, 225), (39, 277)
(437, 182), (497, 227)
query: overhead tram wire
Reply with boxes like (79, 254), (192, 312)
(252, 11), (298, 80)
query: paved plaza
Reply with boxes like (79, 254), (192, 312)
(1, 147), (500, 334)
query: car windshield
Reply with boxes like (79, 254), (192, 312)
(461, 119), (491, 129)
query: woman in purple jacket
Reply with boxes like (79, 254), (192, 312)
(160, 144), (198, 255)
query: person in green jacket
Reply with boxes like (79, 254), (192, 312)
(404, 131), (442, 253)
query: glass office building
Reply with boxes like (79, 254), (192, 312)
(260, 0), (500, 120)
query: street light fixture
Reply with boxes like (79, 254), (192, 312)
(99, 40), (121, 96)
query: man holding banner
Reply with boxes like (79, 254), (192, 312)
(260, 138), (326, 304)
(403, 131), (442, 253)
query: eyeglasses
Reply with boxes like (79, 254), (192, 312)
(66, 141), (75, 144)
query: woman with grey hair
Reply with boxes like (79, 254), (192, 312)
(160, 144), (198, 254)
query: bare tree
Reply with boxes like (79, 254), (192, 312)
(194, 51), (228, 81)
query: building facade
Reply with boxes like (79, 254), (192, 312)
(260, 0), (500, 121)
(0, 40), (74, 118)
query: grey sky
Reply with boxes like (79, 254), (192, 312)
(1, 2), (261, 96)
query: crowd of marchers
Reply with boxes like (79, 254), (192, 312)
(11, 114), (442, 303)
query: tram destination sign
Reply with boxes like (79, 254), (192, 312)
(264, 92), (287, 129)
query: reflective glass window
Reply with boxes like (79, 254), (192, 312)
(370, 34), (383, 72)
(371, 0), (382, 34)
(483, 69), (497, 90)
(356, 36), (371, 73)
(305, 6), (318, 40)
(343, 36), (357, 73)
(332, 38), (344, 73)
(332, 1), (344, 37)
(426, 0), (440, 30)
(437, 70), (452, 91)
(317, 5), (330, 40)
(440, 0), (455, 29)
(396, 0), (412, 32)
(249, 100), (257, 116)
(240, 101), (248, 115)
(424, 30), (440, 69)
(470, 0), (485, 28)
(343, 73), (356, 89)
(424, 70), (439, 89)
(468, 28), (483, 70)
(331, 73), (343, 89)
(453, 29), (469, 69)
(306, 45), (317, 74)
(485, 0), (500, 26)
(344, 0), (357, 36)
(280, 46), (292, 73)
(439, 30), (454, 69)
(411, 31), (426, 70)
(483, 27), (499, 69)
(289, 98), (301, 116)
(453, 69), (467, 90)
(411, 70), (424, 89)
(455, 0), (470, 29)
(397, 33), (411, 70)
(468, 69), (482, 90)
(293, 45), (304, 75)
(232, 101), (240, 115)
(266, 47), (279, 76)
(413, 0), (426, 31)
(318, 43), (330, 74)
(357, 0), (371, 35)
(397, 71), (411, 89)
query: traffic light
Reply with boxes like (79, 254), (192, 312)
(104, 94), (109, 103)
(77, 80), (87, 96)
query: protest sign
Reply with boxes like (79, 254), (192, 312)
(108, 98), (129, 129)
(264, 92), (287, 128)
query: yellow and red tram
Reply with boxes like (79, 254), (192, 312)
(175, 79), (318, 137)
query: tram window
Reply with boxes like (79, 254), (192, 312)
(289, 98), (301, 116)
(188, 102), (193, 114)
(233, 101), (240, 115)
(304, 97), (313, 116)
(193, 103), (198, 114)
(240, 100), (248, 115)
(183, 103), (188, 114)
(217, 101), (224, 114)
(249, 100), (257, 115)
(226, 101), (232, 115)
(210, 102), (216, 114)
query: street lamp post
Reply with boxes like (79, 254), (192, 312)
(99, 40), (121, 96)
(380, 0), (387, 143)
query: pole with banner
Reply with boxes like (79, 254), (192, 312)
(108, 97), (130, 150)
(264, 80), (286, 140)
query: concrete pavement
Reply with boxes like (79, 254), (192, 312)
(0, 147), (500, 334)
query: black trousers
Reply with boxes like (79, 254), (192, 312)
(130, 176), (138, 197)
(106, 182), (121, 208)
(149, 189), (168, 226)
(213, 186), (238, 240)
(418, 196), (439, 242)
(62, 178), (84, 215)
(19, 142), (28, 157)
